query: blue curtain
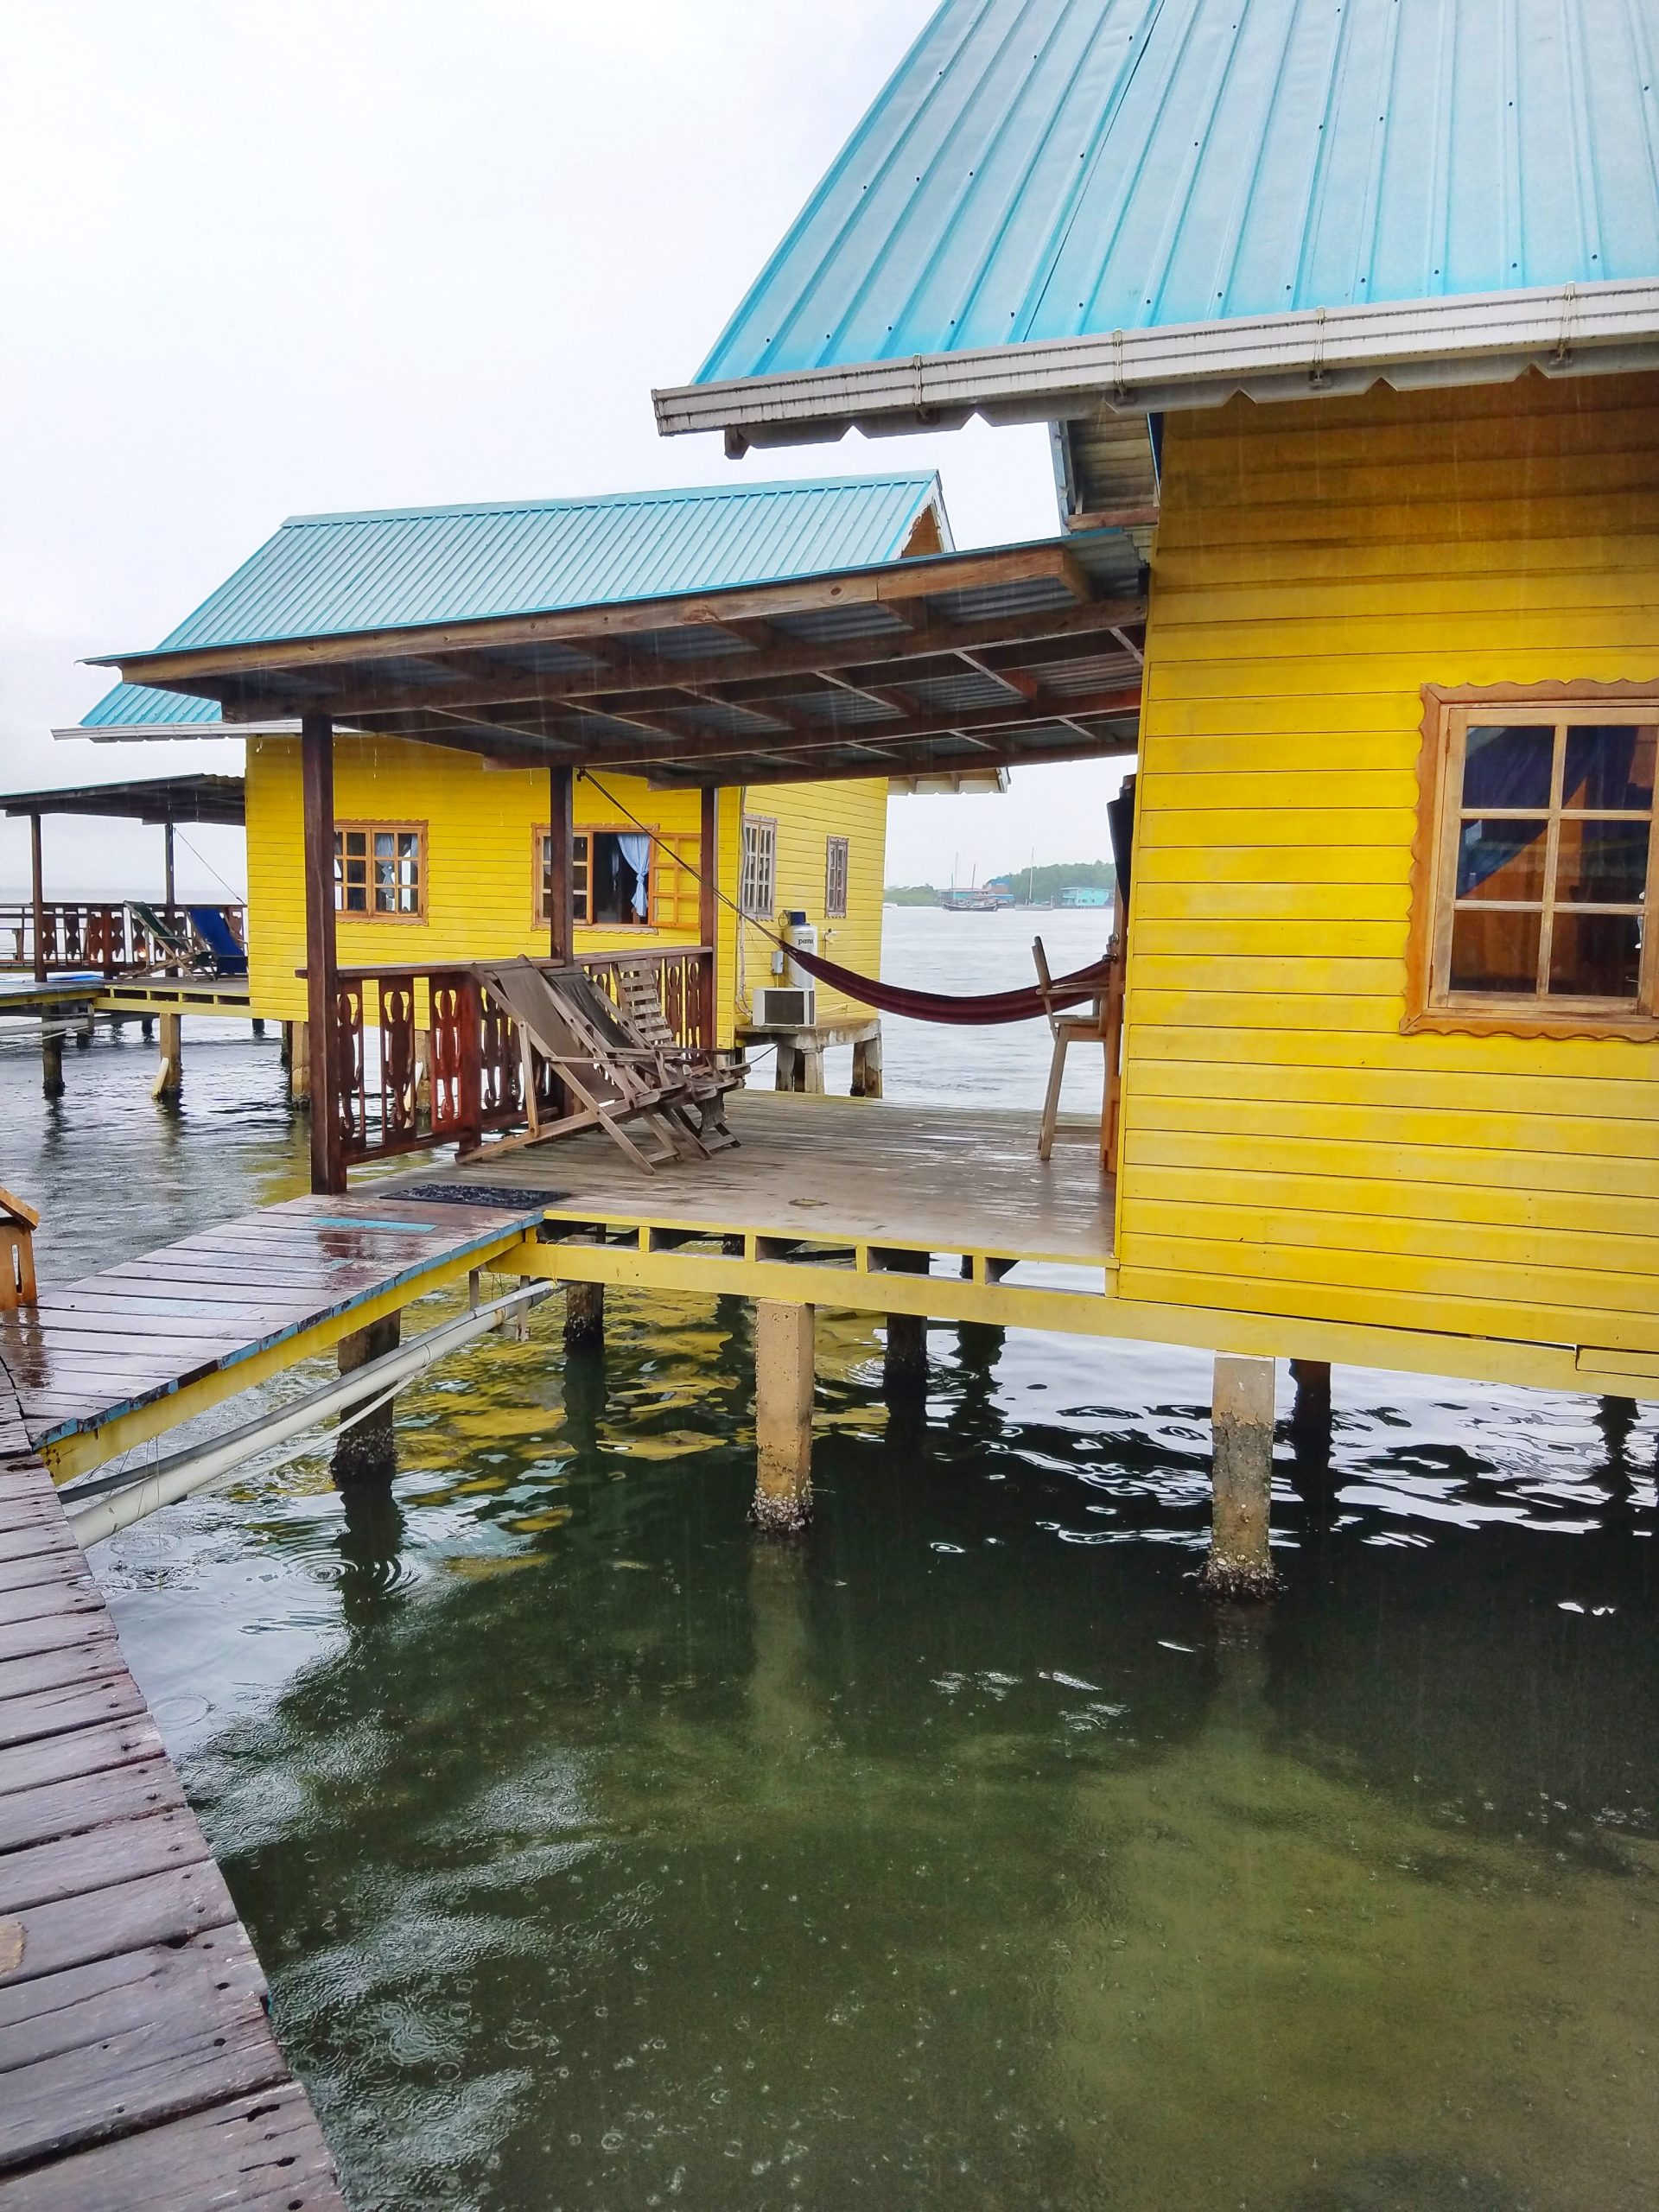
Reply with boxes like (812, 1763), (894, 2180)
(617, 834), (651, 919)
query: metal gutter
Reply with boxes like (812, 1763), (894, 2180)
(655, 277), (1659, 444)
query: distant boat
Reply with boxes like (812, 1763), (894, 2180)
(938, 886), (1012, 912)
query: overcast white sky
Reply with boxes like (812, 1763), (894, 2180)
(0, 1), (1129, 899)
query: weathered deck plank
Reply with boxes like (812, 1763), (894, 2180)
(409, 1090), (1116, 1264)
(0, 1370), (346, 2207)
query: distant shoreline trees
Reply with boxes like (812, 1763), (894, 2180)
(885, 860), (1115, 907)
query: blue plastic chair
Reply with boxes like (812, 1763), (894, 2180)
(187, 905), (249, 978)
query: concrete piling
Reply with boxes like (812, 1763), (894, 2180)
(753, 1300), (815, 1535)
(1199, 1353), (1281, 1600)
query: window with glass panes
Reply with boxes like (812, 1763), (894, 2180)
(741, 817), (778, 918)
(1419, 698), (1657, 1024)
(535, 826), (699, 929)
(824, 836), (849, 918)
(334, 823), (425, 918)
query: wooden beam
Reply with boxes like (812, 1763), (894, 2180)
(1066, 504), (1160, 531)
(300, 713), (343, 1195)
(648, 723), (1140, 791)
(162, 822), (175, 909)
(121, 550), (1136, 695)
(699, 787), (718, 1044)
(548, 766), (575, 963)
(215, 594), (1144, 730)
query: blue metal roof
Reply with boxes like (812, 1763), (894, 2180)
(137, 474), (948, 655)
(695, 0), (1659, 382)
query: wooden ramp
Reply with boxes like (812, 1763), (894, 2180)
(0, 1190), (549, 1478)
(0, 1378), (345, 2208)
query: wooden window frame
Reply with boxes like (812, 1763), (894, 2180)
(334, 819), (427, 922)
(534, 823), (696, 931)
(741, 815), (778, 919)
(824, 835), (849, 919)
(1407, 683), (1659, 1040)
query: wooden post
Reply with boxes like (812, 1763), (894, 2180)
(883, 1249), (929, 1396)
(1289, 1358), (1332, 1456)
(753, 1300), (815, 1535)
(151, 1012), (182, 1100)
(851, 1027), (883, 1098)
(548, 766), (575, 964)
(163, 820), (176, 911)
(774, 1039), (799, 1092)
(28, 814), (46, 984)
(290, 1018), (311, 1104)
(1200, 1354), (1280, 1599)
(699, 785), (718, 1046)
(302, 713), (343, 1193)
(40, 1028), (63, 1099)
(334, 1313), (400, 1484)
(564, 1281), (605, 1351)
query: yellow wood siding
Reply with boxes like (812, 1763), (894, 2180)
(245, 738), (883, 1049)
(1119, 370), (1659, 1363)
(734, 778), (887, 1027)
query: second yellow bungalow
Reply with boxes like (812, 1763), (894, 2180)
(72, 472), (963, 1083)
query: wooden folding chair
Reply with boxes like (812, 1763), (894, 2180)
(467, 959), (713, 1175)
(613, 961), (740, 1150)
(1033, 933), (1125, 1171)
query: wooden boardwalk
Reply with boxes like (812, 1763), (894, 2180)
(0, 1185), (554, 2204)
(1, 1189), (549, 1479)
(0, 1373), (346, 2207)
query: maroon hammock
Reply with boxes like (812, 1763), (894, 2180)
(778, 942), (1114, 1027)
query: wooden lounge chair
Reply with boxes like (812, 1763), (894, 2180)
(612, 959), (740, 1147)
(465, 958), (722, 1176)
(1033, 932), (1126, 1173)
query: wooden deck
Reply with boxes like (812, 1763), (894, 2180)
(1, 1191), (550, 1481)
(399, 1092), (1116, 1268)
(0, 1376), (345, 2207)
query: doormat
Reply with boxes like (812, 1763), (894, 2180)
(391, 1182), (569, 1211)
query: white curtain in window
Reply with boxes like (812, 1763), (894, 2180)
(617, 834), (652, 919)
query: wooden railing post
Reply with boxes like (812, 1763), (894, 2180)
(28, 815), (46, 985)
(302, 712), (345, 1195)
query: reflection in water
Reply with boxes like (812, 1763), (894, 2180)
(5, 938), (1658, 2211)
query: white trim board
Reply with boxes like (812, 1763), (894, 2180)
(655, 277), (1659, 447)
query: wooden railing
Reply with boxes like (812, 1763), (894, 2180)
(0, 902), (247, 976)
(325, 946), (715, 1170)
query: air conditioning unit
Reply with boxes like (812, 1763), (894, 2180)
(752, 984), (817, 1029)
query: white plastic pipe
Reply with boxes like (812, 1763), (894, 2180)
(66, 1281), (550, 1548)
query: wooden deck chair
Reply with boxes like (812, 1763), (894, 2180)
(0, 1186), (39, 1313)
(128, 901), (200, 972)
(1033, 933), (1126, 1172)
(612, 961), (741, 1151)
(467, 959), (713, 1176)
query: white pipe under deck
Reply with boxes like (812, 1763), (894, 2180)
(65, 1281), (551, 1548)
